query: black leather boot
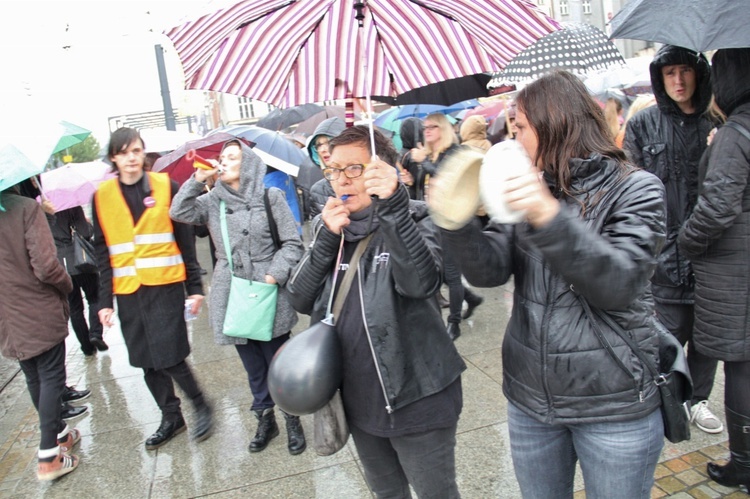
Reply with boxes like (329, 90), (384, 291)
(282, 411), (306, 455)
(191, 395), (213, 443)
(145, 417), (186, 450)
(248, 408), (279, 453)
(707, 406), (750, 490)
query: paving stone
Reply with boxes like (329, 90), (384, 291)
(707, 480), (742, 496)
(658, 475), (689, 495)
(683, 451), (713, 466)
(688, 486), (717, 499)
(654, 463), (672, 479)
(651, 486), (668, 498)
(677, 469), (708, 487)
(666, 457), (694, 473)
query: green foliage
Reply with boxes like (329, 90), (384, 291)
(51, 135), (102, 165)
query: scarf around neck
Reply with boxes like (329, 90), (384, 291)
(343, 203), (379, 242)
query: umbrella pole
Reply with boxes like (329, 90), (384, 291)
(355, 2), (377, 159)
(503, 95), (515, 140)
(33, 175), (47, 199)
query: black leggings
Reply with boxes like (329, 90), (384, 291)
(724, 360), (750, 416)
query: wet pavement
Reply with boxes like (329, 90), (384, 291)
(0, 236), (745, 498)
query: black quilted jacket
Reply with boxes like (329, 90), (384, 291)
(678, 48), (750, 362)
(443, 154), (666, 424)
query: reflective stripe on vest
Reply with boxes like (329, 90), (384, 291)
(95, 172), (186, 295)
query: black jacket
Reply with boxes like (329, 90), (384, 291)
(309, 178), (335, 219)
(46, 206), (94, 276)
(287, 187), (466, 413)
(624, 45), (714, 304)
(443, 155), (666, 424)
(399, 118), (424, 200)
(92, 174), (203, 369)
(678, 48), (750, 362)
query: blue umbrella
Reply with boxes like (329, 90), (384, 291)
(264, 169), (302, 234)
(213, 125), (310, 168)
(395, 101), (479, 120)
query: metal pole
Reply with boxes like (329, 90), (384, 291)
(155, 44), (176, 131)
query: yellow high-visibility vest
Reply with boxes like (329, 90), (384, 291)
(95, 172), (186, 295)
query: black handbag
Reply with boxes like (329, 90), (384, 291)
(578, 296), (693, 443)
(70, 226), (98, 274)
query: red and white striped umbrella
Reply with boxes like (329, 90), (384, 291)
(165, 0), (559, 108)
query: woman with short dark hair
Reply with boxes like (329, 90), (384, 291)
(288, 125), (465, 498)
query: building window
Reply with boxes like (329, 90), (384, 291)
(238, 97), (253, 119)
(559, 0), (569, 15)
(582, 0), (592, 14)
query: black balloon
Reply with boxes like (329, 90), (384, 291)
(268, 320), (343, 416)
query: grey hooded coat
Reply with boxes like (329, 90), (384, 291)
(170, 142), (304, 345)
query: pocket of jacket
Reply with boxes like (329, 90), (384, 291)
(641, 143), (669, 182)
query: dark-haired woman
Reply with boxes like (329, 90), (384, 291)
(93, 127), (213, 451)
(434, 71), (667, 498)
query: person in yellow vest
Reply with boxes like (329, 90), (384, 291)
(92, 127), (213, 450)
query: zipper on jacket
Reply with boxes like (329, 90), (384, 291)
(540, 280), (557, 422)
(288, 222), (324, 287)
(357, 259), (393, 414)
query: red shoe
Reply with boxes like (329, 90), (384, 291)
(37, 452), (79, 481)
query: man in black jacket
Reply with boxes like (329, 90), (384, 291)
(624, 45), (721, 434)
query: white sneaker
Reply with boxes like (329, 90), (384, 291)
(690, 400), (724, 434)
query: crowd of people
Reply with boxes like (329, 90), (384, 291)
(0, 46), (749, 498)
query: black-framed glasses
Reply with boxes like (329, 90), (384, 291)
(424, 125), (440, 130)
(323, 164), (366, 181)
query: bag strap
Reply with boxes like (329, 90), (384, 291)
(331, 234), (373, 320)
(264, 188), (281, 250)
(219, 200), (235, 272)
(221, 194), (281, 273)
(723, 121), (750, 143)
(576, 294), (661, 382)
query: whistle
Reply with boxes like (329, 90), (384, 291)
(186, 149), (215, 171)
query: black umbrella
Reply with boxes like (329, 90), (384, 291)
(488, 22), (626, 89)
(371, 73), (491, 106)
(256, 103), (327, 131)
(609, 0), (750, 53)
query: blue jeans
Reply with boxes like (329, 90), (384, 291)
(508, 403), (663, 499)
